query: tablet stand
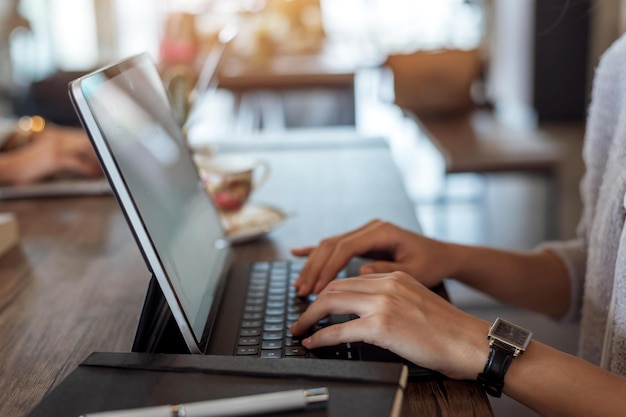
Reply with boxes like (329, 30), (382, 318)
(131, 275), (189, 354)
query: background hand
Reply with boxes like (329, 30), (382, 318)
(2, 125), (101, 185)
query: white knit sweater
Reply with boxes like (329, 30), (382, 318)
(540, 33), (626, 375)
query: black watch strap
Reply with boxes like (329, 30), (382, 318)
(477, 341), (514, 398)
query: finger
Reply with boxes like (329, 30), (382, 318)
(290, 247), (315, 257)
(63, 136), (95, 157)
(313, 223), (396, 293)
(59, 156), (101, 177)
(295, 220), (387, 295)
(290, 290), (378, 336)
(359, 261), (400, 275)
(292, 275), (409, 337)
(295, 242), (340, 296)
(322, 274), (411, 296)
(301, 319), (371, 349)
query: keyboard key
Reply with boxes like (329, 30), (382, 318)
(239, 337), (260, 346)
(243, 312), (263, 320)
(247, 290), (265, 298)
(262, 331), (283, 340)
(263, 323), (283, 332)
(253, 262), (271, 271)
(288, 305), (306, 314)
(266, 301), (286, 309)
(264, 316), (284, 324)
(285, 347), (306, 356)
(245, 298), (264, 306)
(262, 340), (282, 350)
(242, 320), (263, 328)
(285, 337), (301, 347)
(240, 328), (261, 337)
(311, 345), (359, 360)
(237, 346), (259, 355)
(261, 350), (282, 358)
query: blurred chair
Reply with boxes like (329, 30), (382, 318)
(385, 48), (482, 119)
(385, 48), (563, 240)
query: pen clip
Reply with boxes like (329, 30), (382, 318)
(171, 404), (185, 417)
(304, 387), (329, 404)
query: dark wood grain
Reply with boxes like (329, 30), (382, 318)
(0, 142), (493, 417)
(414, 110), (562, 174)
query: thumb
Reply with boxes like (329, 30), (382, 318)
(360, 261), (399, 275)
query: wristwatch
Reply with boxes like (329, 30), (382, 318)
(477, 317), (532, 397)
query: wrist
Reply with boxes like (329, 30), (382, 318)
(445, 242), (474, 278)
(437, 316), (491, 381)
(477, 318), (533, 397)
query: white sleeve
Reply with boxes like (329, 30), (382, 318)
(536, 239), (586, 323)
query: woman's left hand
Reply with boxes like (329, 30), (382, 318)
(290, 271), (490, 380)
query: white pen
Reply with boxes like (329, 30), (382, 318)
(79, 387), (329, 417)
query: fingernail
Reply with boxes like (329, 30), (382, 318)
(302, 338), (312, 347)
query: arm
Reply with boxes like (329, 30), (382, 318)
(507, 341), (626, 417)
(290, 272), (626, 417)
(447, 244), (570, 318)
(293, 220), (570, 318)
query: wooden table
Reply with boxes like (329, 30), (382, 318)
(0, 140), (493, 417)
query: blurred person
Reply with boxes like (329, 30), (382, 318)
(0, 0), (29, 96)
(0, 116), (101, 185)
(289, 33), (626, 416)
(0, 2), (100, 186)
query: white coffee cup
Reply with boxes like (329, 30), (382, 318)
(194, 154), (270, 213)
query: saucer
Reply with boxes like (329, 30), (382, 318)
(223, 203), (287, 244)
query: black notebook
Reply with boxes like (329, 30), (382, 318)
(27, 352), (408, 417)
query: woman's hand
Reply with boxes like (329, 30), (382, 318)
(1, 125), (101, 185)
(290, 271), (490, 380)
(292, 220), (462, 295)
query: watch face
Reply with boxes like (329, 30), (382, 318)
(490, 318), (532, 350)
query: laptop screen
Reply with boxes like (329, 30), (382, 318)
(75, 55), (229, 344)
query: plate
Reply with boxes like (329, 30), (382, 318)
(223, 203), (287, 244)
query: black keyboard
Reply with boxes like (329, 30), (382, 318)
(235, 260), (351, 359)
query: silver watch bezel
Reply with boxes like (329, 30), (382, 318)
(487, 318), (532, 356)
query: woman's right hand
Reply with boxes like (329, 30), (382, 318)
(292, 219), (463, 295)
(291, 271), (490, 380)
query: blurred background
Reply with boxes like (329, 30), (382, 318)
(2, 1), (625, 415)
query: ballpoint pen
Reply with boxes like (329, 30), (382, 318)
(80, 387), (329, 417)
